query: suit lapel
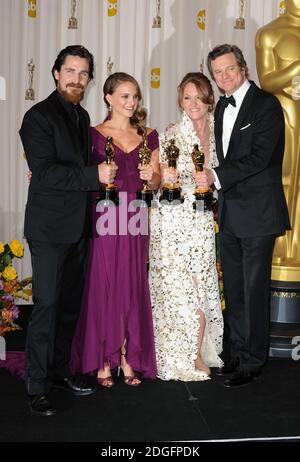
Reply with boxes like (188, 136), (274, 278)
(214, 102), (225, 163)
(226, 82), (256, 160)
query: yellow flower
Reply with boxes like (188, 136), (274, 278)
(9, 239), (24, 257)
(2, 265), (18, 281)
(0, 241), (4, 254)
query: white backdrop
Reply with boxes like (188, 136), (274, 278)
(0, 0), (284, 285)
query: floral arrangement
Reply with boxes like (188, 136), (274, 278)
(0, 239), (32, 336)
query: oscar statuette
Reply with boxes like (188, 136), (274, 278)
(159, 139), (184, 204)
(234, 0), (245, 30)
(152, 0), (162, 28)
(97, 136), (119, 205)
(25, 59), (35, 101)
(191, 144), (217, 211)
(68, 0), (78, 29)
(136, 133), (153, 208)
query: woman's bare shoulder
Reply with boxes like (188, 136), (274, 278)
(145, 126), (157, 135)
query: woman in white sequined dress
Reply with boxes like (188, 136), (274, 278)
(150, 73), (223, 381)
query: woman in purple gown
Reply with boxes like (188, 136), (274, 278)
(71, 73), (160, 386)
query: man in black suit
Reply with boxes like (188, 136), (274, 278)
(199, 44), (290, 387)
(19, 45), (117, 415)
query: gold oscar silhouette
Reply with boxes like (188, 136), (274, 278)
(97, 136), (119, 205)
(191, 144), (217, 211)
(256, 0), (300, 283)
(136, 132), (153, 208)
(256, 0), (300, 356)
(159, 139), (184, 204)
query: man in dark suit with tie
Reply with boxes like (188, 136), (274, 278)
(19, 45), (117, 415)
(199, 44), (290, 387)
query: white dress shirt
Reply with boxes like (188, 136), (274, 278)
(214, 79), (251, 190)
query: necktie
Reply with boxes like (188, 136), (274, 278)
(73, 106), (83, 138)
(219, 95), (236, 107)
(73, 106), (84, 150)
(73, 106), (80, 128)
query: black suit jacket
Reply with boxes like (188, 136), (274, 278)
(214, 81), (290, 237)
(19, 91), (100, 243)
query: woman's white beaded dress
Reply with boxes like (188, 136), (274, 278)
(150, 112), (223, 381)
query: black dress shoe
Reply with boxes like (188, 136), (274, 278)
(52, 376), (97, 396)
(224, 370), (262, 388)
(28, 394), (56, 417)
(215, 360), (239, 376)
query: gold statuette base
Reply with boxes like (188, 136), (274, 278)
(271, 258), (300, 283)
(68, 17), (78, 29)
(25, 88), (35, 100)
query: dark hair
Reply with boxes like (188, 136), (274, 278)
(51, 45), (94, 84)
(177, 72), (214, 111)
(103, 72), (147, 128)
(207, 43), (249, 79)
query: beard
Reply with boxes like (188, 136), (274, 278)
(57, 83), (85, 104)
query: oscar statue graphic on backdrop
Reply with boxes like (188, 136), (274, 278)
(256, 0), (300, 356)
(152, 0), (161, 28)
(97, 136), (119, 205)
(68, 0), (78, 29)
(234, 0), (246, 30)
(25, 59), (35, 101)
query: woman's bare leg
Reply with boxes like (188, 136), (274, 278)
(194, 308), (211, 375)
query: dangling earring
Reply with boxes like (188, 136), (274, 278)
(108, 104), (112, 120)
(109, 104), (112, 112)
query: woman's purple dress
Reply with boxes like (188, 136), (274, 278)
(70, 128), (158, 378)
